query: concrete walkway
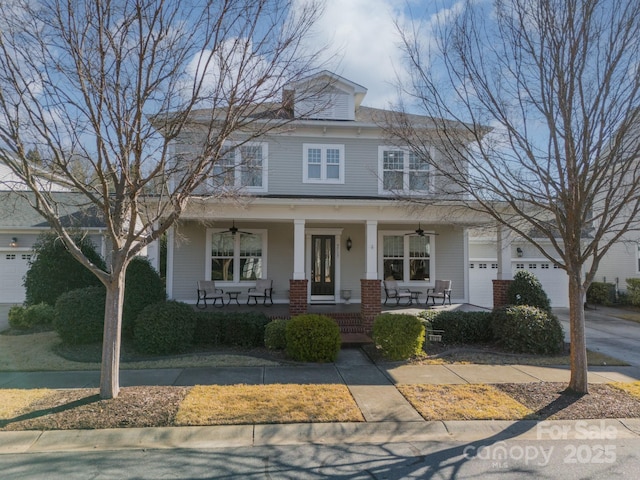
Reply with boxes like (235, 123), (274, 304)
(2, 348), (640, 454)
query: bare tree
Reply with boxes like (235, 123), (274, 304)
(388, 0), (640, 393)
(0, 0), (324, 399)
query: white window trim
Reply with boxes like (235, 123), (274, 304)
(378, 230), (436, 286)
(210, 142), (268, 193)
(205, 228), (268, 286)
(303, 143), (345, 184)
(378, 145), (434, 195)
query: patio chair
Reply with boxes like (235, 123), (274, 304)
(196, 280), (225, 309)
(247, 279), (273, 306)
(426, 280), (452, 306)
(383, 280), (412, 306)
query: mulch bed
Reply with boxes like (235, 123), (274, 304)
(1, 387), (189, 431)
(495, 382), (640, 420)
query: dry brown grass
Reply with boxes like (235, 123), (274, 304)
(176, 384), (364, 425)
(610, 381), (640, 399)
(0, 389), (53, 419)
(612, 313), (640, 324)
(415, 348), (626, 366)
(398, 384), (533, 421)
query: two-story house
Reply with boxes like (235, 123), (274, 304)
(163, 71), (484, 329)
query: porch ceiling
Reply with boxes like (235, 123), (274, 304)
(178, 197), (491, 226)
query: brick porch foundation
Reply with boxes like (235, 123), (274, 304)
(360, 278), (381, 334)
(492, 279), (513, 308)
(289, 279), (308, 316)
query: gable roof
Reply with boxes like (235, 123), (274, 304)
(283, 70), (368, 109)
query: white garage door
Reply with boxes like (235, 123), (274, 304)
(0, 251), (31, 303)
(469, 260), (569, 309)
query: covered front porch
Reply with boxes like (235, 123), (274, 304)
(167, 197), (500, 335)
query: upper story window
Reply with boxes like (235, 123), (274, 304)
(207, 229), (268, 284)
(380, 232), (434, 284)
(211, 143), (268, 192)
(303, 144), (345, 183)
(378, 146), (432, 195)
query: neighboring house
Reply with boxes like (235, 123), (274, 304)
(0, 164), (106, 304)
(163, 71), (487, 325)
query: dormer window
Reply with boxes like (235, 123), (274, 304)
(283, 71), (367, 121)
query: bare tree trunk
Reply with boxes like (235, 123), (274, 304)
(100, 270), (125, 399)
(568, 273), (588, 394)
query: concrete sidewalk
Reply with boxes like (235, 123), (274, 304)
(2, 348), (640, 454)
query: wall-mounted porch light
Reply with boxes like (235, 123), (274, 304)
(9, 237), (18, 248)
(516, 247), (523, 258)
(346, 237), (352, 251)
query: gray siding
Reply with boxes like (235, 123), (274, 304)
(264, 135), (380, 197)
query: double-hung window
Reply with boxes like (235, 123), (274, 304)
(207, 229), (267, 284)
(212, 143), (267, 192)
(379, 146), (432, 194)
(303, 144), (345, 183)
(380, 232), (433, 283)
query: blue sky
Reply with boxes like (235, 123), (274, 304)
(298, 0), (459, 109)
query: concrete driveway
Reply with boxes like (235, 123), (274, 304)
(554, 306), (640, 367)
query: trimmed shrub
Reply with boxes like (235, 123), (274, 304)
(419, 310), (493, 344)
(193, 312), (226, 346)
(507, 270), (552, 312)
(54, 286), (105, 345)
(8, 306), (28, 330)
(285, 314), (341, 362)
(490, 306), (510, 341)
(23, 303), (55, 327)
(496, 305), (564, 354)
(191, 311), (270, 347)
(373, 313), (425, 360)
(24, 233), (106, 306)
(265, 319), (289, 350)
(133, 301), (196, 354)
(587, 282), (615, 305)
(122, 257), (166, 338)
(223, 312), (270, 347)
(626, 278), (640, 306)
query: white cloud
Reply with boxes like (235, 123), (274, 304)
(303, 0), (411, 108)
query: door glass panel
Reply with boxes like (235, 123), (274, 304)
(314, 237), (322, 283)
(324, 239), (333, 282)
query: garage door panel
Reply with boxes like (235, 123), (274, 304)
(469, 260), (569, 309)
(0, 251), (30, 303)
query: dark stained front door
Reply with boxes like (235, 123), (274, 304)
(311, 235), (335, 297)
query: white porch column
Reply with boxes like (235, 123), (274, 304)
(166, 226), (175, 299)
(293, 219), (306, 280)
(365, 220), (378, 279)
(497, 225), (513, 280)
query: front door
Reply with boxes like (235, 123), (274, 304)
(311, 235), (335, 300)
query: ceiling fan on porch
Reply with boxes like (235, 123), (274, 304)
(223, 220), (253, 236)
(405, 223), (427, 237)
(405, 224), (438, 237)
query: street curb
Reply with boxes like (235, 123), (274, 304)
(2, 419), (640, 454)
